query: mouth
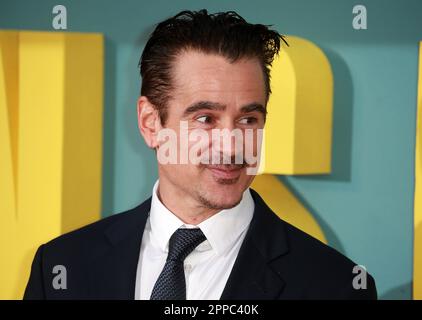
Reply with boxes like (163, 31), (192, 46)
(205, 164), (244, 180)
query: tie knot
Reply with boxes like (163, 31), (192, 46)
(167, 228), (206, 262)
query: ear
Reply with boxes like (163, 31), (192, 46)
(137, 96), (162, 149)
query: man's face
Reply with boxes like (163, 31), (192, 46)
(157, 50), (266, 210)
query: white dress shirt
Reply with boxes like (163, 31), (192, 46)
(135, 180), (254, 300)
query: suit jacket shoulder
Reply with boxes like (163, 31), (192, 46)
(221, 189), (377, 300)
(23, 199), (151, 299)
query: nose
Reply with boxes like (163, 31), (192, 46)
(211, 119), (244, 165)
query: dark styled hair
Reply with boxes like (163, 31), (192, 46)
(139, 9), (287, 124)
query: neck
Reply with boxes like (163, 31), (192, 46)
(156, 179), (220, 225)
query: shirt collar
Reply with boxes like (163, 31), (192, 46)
(149, 180), (254, 255)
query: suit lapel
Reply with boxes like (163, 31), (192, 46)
(221, 189), (289, 300)
(88, 198), (151, 299)
(85, 189), (289, 300)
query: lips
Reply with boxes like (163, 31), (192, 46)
(206, 164), (244, 180)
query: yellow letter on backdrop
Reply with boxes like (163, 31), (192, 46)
(0, 31), (103, 299)
(413, 42), (422, 300)
(252, 35), (333, 243)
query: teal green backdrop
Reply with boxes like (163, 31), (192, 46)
(1, 0), (421, 299)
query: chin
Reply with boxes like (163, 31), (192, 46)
(195, 167), (252, 209)
(199, 185), (244, 210)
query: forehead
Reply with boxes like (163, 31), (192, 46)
(171, 50), (266, 107)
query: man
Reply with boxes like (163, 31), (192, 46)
(24, 9), (377, 300)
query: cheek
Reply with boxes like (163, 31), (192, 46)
(244, 129), (263, 159)
(186, 131), (212, 162)
(161, 164), (201, 186)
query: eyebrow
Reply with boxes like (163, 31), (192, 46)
(182, 101), (267, 120)
(183, 101), (226, 117)
(240, 103), (267, 120)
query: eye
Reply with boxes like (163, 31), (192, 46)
(238, 117), (258, 125)
(196, 115), (213, 124)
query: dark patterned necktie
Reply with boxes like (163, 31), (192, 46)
(150, 228), (206, 300)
